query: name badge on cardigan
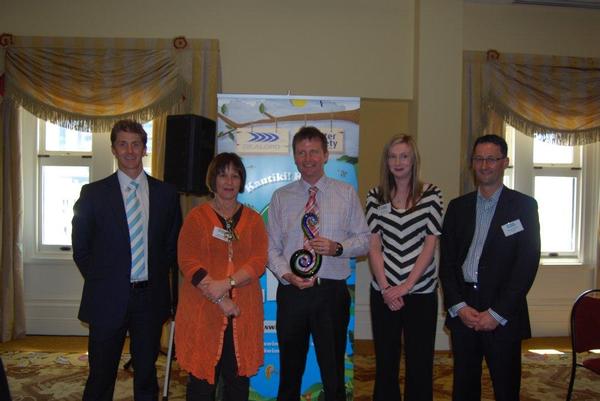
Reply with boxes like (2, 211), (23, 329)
(502, 219), (524, 237)
(212, 227), (231, 242)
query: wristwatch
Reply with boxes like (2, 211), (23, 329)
(228, 275), (236, 289)
(334, 242), (344, 257)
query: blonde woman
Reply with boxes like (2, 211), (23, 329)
(365, 135), (443, 401)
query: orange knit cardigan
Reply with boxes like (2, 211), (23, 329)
(175, 203), (267, 383)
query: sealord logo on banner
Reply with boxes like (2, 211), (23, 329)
(235, 128), (289, 154)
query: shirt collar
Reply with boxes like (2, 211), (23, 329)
(300, 175), (328, 193)
(477, 185), (503, 206)
(117, 169), (147, 190)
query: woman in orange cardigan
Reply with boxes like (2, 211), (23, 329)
(175, 152), (267, 401)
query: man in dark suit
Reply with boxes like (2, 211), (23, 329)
(439, 134), (540, 401)
(72, 120), (182, 401)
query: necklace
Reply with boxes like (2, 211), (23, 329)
(213, 198), (239, 219)
(213, 198), (240, 261)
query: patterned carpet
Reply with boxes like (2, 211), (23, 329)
(354, 351), (600, 401)
(2, 348), (599, 400)
(2, 351), (187, 401)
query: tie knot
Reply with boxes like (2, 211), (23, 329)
(309, 186), (318, 196)
(129, 181), (139, 191)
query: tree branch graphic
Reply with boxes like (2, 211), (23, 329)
(218, 109), (360, 137)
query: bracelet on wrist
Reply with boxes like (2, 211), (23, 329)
(214, 295), (226, 304)
(380, 285), (391, 294)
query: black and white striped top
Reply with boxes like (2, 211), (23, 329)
(366, 184), (444, 294)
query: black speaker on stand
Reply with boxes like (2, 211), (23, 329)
(164, 114), (216, 195)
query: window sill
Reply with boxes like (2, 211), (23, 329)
(24, 251), (75, 265)
(539, 258), (584, 267)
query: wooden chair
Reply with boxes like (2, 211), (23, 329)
(566, 288), (600, 401)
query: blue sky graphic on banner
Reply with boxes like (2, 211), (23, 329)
(217, 94), (361, 401)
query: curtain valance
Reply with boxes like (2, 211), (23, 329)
(6, 47), (187, 131)
(2, 36), (220, 132)
(481, 52), (600, 146)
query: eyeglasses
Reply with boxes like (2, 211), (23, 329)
(471, 156), (505, 166)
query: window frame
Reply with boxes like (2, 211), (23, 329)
(35, 120), (94, 255)
(36, 155), (92, 254)
(506, 125), (584, 263)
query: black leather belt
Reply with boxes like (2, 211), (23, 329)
(130, 281), (149, 289)
(465, 282), (479, 291)
(315, 277), (345, 287)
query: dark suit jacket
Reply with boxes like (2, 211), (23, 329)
(439, 187), (540, 341)
(72, 172), (182, 328)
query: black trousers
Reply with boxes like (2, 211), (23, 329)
(83, 286), (163, 401)
(186, 320), (249, 401)
(276, 279), (350, 401)
(450, 286), (522, 401)
(370, 287), (438, 401)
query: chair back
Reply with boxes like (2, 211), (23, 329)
(571, 289), (600, 353)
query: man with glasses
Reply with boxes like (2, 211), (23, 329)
(439, 134), (540, 401)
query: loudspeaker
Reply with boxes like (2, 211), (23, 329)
(164, 114), (216, 195)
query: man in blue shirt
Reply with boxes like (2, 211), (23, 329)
(439, 134), (540, 401)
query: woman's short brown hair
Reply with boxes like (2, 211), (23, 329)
(206, 152), (247, 194)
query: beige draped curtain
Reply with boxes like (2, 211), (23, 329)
(0, 96), (24, 343)
(0, 35), (221, 341)
(462, 50), (600, 193)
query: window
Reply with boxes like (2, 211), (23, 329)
(33, 118), (153, 255)
(503, 126), (515, 189)
(142, 121), (153, 174)
(37, 121), (92, 252)
(506, 124), (583, 261)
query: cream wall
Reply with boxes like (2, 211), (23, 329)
(464, 3), (600, 57)
(411, 0), (463, 349)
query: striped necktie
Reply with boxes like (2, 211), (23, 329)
(303, 186), (319, 249)
(126, 181), (145, 281)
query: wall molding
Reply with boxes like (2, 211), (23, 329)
(25, 299), (88, 336)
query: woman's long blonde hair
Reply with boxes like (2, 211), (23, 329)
(377, 134), (423, 209)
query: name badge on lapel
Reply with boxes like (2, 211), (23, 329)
(502, 219), (524, 237)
